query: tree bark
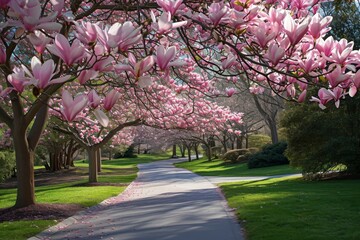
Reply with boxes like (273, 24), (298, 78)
(236, 136), (243, 149)
(179, 144), (185, 157)
(194, 144), (199, 160)
(172, 144), (177, 158)
(187, 145), (191, 162)
(13, 128), (35, 208)
(88, 148), (98, 183)
(97, 148), (102, 173)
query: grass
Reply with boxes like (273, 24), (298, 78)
(175, 158), (300, 177)
(220, 177), (360, 240)
(0, 220), (58, 240)
(0, 153), (171, 240)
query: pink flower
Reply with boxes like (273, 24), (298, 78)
(134, 56), (155, 79)
(225, 88), (236, 97)
(151, 11), (187, 34)
(105, 22), (142, 51)
(297, 90), (307, 103)
(88, 90), (101, 108)
(8, 0), (61, 32)
(222, 53), (237, 69)
(47, 34), (85, 66)
(103, 90), (120, 111)
(28, 31), (51, 54)
(265, 43), (285, 66)
(156, 0), (183, 16)
(208, 2), (229, 26)
(308, 13), (332, 39)
(283, 14), (309, 45)
(61, 90), (88, 122)
(25, 56), (70, 89)
(75, 21), (98, 46)
(310, 87), (343, 109)
(7, 67), (31, 93)
(325, 65), (350, 88)
(78, 69), (99, 85)
(155, 45), (184, 71)
(349, 70), (360, 97)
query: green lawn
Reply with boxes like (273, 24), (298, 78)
(221, 177), (360, 240)
(175, 158), (300, 177)
(0, 153), (170, 240)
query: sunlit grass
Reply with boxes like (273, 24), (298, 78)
(221, 177), (360, 240)
(175, 158), (300, 177)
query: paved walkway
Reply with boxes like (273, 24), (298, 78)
(30, 158), (245, 240)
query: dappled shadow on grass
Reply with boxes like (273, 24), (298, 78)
(220, 177), (360, 240)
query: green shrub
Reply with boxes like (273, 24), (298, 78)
(281, 93), (360, 177)
(247, 142), (289, 169)
(0, 150), (15, 182)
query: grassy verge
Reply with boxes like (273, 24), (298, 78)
(175, 158), (300, 177)
(0, 153), (170, 240)
(220, 177), (360, 240)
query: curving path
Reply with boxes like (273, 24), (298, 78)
(30, 158), (245, 240)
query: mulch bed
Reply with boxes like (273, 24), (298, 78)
(0, 203), (84, 223)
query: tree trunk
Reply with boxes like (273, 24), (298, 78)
(246, 135), (249, 148)
(187, 145), (191, 162)
(236, 136), (243, 149)
(87, 148), (98, 183)
(97, 148), (102, 173)
(268, 117), (279, 144)
(172, 144), (177, 158)
(194, 144), (199, 160)
(222, 135), (227, 153)
(179, 144), (185, 157)
(13, 129), (35, 208)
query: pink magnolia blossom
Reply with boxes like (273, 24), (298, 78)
(105, 22), (142, 51)
(308, 13), (332, 39)
(93, 109), (109, 127)
(156, 0), (183, 16)
(134, 55), (155, 79)
(310, 87), (343, 109)
(222, 53), (237, 70)
(265, 43), (285, 66)
(349, 70), (360, 97)
(151, 11), (187, 34)
(325, 65), (351, 88)
(60, 90), (88, 122)
(323, 39), (354, 65)
(103, 90), (120, 111)
(316, 36), (335, 57)
(28, 31), (51, 54)
(47, 34), (85, 66)
(155, 45), (184, 71)
(75, 21), (98, 46)
(24, 56), (70, 89)
(225, 87), (236, 97)
(8, 0), (62, 32)
(78, 69), (99, 85)
(208, 2), (229, 26)
(88, 90), (101, 108)
(283, 14), (309, 45)
(7, 67), (31, 93)
(298, 90), (307, 103)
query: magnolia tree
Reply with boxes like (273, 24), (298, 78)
(0, 0), (359, 209)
